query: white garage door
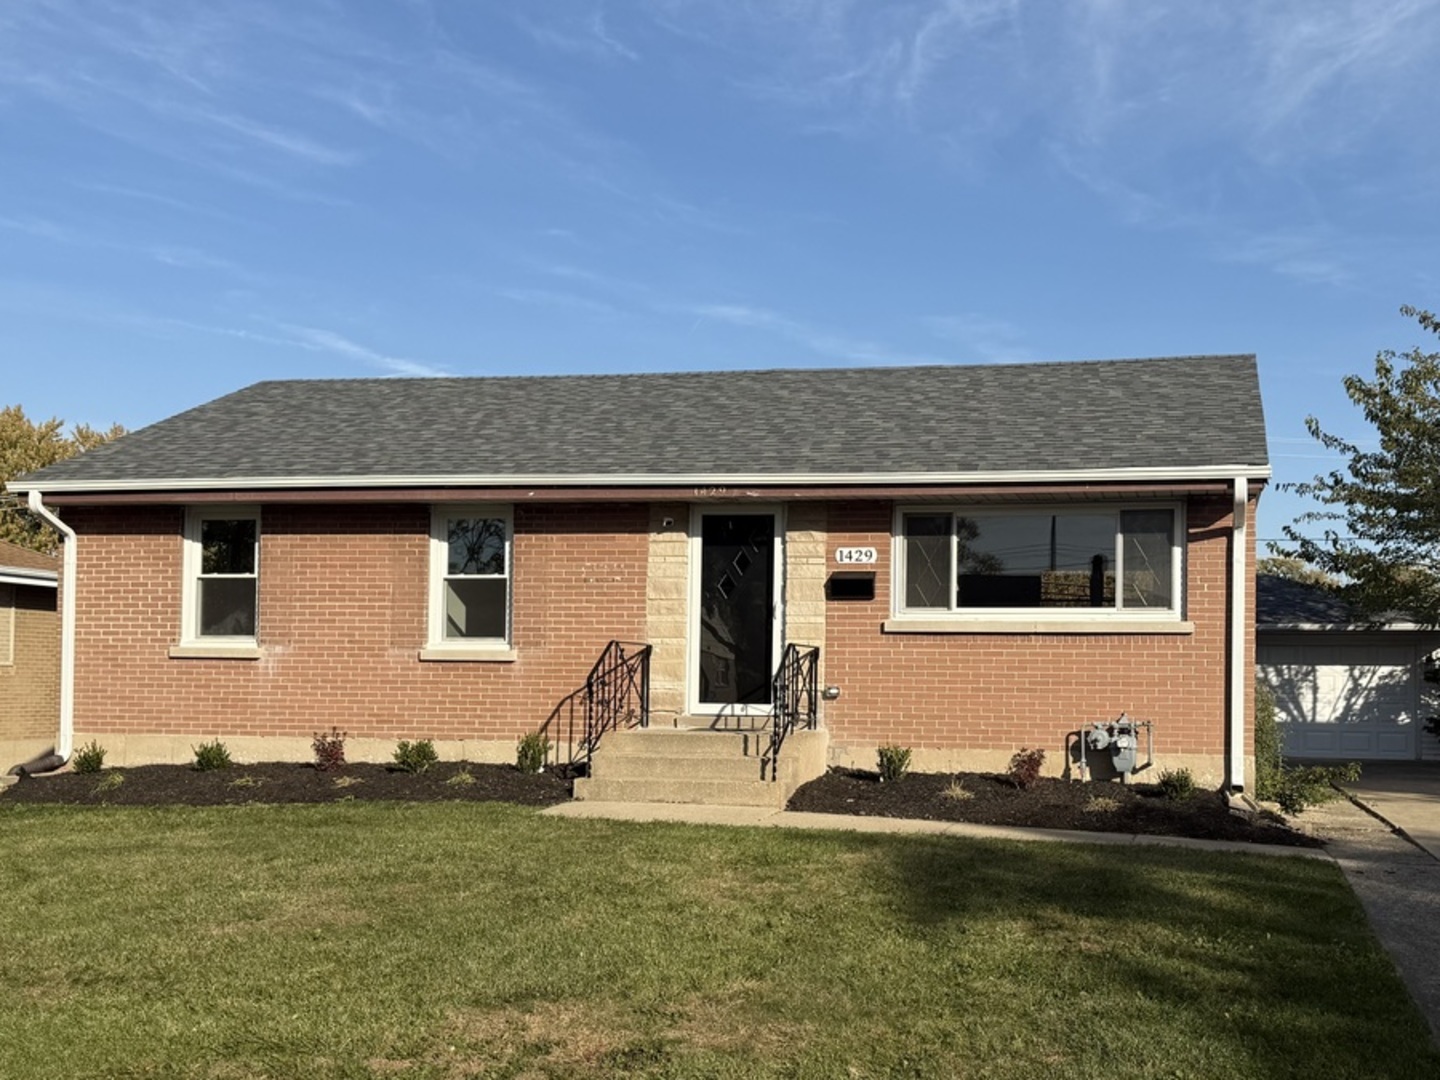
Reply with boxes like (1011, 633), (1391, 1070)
(1259, 642), (1418, 760)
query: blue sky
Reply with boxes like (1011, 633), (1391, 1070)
(2, 1), (1438, 547)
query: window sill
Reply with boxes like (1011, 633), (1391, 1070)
(169, 643), (263, 660)
(418, 647), (518, 663)
(883, 618), (1195, 636)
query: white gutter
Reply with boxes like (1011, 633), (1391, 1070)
(0, 570), (58, 588)
(26, 492), (75, 761)
(1228, 477), (1248, 791)
(11, 463), (1273, 494)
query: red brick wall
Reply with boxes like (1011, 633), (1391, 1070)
(0, 584), (60, 741)
(821, 494), (1255, 758)
(65, 503), (648, 741)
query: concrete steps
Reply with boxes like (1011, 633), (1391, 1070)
(574, 727), (828, 808)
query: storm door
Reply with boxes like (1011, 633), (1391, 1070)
(692, 511), (779, 710)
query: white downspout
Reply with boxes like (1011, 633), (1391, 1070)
(27, 491), (75, 761)
(1228, 476), (1248, 791)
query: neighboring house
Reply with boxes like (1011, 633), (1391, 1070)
(11, 357), (1269, 794)
(0, 539), (60, 769)
(1257, 574), (1440, 762)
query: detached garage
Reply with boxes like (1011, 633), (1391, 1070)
(1257, 575), (1440, 762)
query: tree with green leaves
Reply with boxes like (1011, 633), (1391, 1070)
(1283, 305), (1440, 622)
(0, 405), (125, 553)
(1256, 555), (1339, 589)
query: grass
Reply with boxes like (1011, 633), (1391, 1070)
(0, 802), (1434, 1079)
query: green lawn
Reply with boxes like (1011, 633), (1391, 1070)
(0, 802), (1434, 1079)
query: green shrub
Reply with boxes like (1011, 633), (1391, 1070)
(1158, 767), (1196, 801)
(393, 739), (438, 775)
(876, 745), (912, 782)
(311, 727), (347, 772)
(94, 771), (125, 793)
(1007, 747), (1045, 789)
(192, 740), (232, 771)
(1254, 679), (1362, 814)
(72, 740), (106, 774)
(1271, 762), (1362, 815)
(1254, 679), (1283, 801)
(516, 731), (549, 774)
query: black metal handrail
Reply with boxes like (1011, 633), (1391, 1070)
(765, 643), (819, 780)
(580, 640), (652, 764)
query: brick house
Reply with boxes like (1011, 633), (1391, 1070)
(12, 356), (1268, 798)
(0, 539), (60, 770)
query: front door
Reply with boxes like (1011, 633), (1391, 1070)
(692, 511), (779, 711)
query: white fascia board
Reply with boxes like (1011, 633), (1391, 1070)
(0, 569), (58, 587)
(13, 463), (1274, 494)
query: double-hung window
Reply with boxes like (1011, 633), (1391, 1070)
(897, 505), (1181, 620)
(428, 505), (512, 651)
(183, 508), (260, 643)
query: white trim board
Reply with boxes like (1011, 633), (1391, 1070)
(15, 463), (1273, 494)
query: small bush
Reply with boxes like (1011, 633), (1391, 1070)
(393, 739), (438, 775)
(1008, 747), (1046, 789)
(192, 740), (232, 771)
(1254, 679), (1283, 800)
(940, 778), (973, 802)
(1254, 679), (1362, 814)
(876, 745), (912, 782)
(1271, 762), (1362, 815)
(311, 727), (347, 772)
(1158, 767), (1196, 801)
(72, 741), (106, 774)
(94, 771), (125, 793)
(516, 731), (549, 774)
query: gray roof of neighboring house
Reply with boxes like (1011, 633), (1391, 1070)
(15, 355), (1269, 490)
(0, 539), (59, 586)
(1257, 575), (1356, 627)
(1256, 574), (1423, 630)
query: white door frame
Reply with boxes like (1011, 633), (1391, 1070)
(686, 504), (785, 717)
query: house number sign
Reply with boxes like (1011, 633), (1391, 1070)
(834, 546), (878, 565)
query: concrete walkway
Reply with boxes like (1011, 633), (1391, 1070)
(1296, 784), (1440, 1047)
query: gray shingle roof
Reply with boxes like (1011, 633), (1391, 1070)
(16, 356), (1268, 490)
(1256, 575), (1356, 626)
(1256, 575), (1419, 628)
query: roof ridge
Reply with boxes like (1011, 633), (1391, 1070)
(244, 353), (1257, 390)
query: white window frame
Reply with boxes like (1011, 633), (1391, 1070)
(181, 506), (260, 646)
(891, 502), (1184, 623)
(426, 504), (513, 654)
(0, 584), (14, 666)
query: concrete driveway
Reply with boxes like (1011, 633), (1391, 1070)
(1318, 762), (1440, 1046)
(1342, 762), (1440, 860)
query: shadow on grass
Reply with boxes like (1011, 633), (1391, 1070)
(872, 834), (1439, 1078)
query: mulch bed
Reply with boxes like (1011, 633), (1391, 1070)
(787, 768), (1322, 848)
(6, 760), (1319, 849)
(1, 761), (570, 808)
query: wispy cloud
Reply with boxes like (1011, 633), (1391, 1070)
(273, 324), (449, 377)
(114, 314), (450, 377)
(685, 302), (949, 366)
(496, 288), (620, 316)
(1217, 229), (1351, 287)
(924, 313), (1032, 363)
(518, 8), (640, 62)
